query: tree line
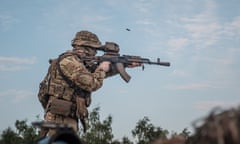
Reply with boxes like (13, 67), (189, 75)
(0, 106), (190, 144)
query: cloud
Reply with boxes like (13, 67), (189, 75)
(78, 15), (111, 29)
(136, 19), (155, 26)
(0, 56), (36, 71)
(160, 1), (221, 59)
(168, 38), (189, 49)
(171, 69), (188, 77)
(166, 82), (218, 90)
(166, 0), (240, 68)
(179, 2), (240, 49)
(0, 89), (34, 103)
(132, 0), (158, 15)
(195, 47), (240, 66)
(167, 38), (189, 57)
(0, 14), (18, 31)
(181, 15), (240, 48)
(196, 101), (239, 111)
(179, 1), (221, 48)
(221, 16), (240, 37)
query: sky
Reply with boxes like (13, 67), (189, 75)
(0, 0), (240, 140)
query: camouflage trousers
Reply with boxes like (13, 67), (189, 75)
(44, 112), (78, 136)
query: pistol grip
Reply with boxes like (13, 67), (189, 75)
(115, 63), (131, 83)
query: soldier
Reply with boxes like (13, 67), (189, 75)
(38, 30), (140, 136)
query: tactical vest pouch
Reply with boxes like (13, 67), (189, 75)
(38, 58), (57, 109)
(38, 80), (49, 109)
(49, 99), (72, 116)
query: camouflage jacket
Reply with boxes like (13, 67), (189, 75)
(38, 50), (118, 109)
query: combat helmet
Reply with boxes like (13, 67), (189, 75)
(71, 30), (101, 48)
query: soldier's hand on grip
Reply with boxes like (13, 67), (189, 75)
(98, 61), (110, 72)
(127, 62), (142, 68)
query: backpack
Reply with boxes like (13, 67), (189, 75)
(38, 59), (58, 109)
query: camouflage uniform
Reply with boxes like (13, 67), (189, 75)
(38, 30), (117, 136)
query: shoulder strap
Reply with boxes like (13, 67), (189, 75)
(42, 58), (57, 84)
(56, 51), (90, 98)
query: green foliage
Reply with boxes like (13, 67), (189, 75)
(0, 120), (40, 144)
(180, 128), (191, 138)
(111, 136), (134, 144)
(121, 137), (134, 144)
(132, 116), (169, 144)
(79, 107), (136, 144)
(0, 127), (22, 144)
(0, 108), (189, 144)
(80, 107), (114, 144)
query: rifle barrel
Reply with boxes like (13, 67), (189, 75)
(130, 57), (170, 67)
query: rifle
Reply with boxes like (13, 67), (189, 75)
(81, 42), (171, 83)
